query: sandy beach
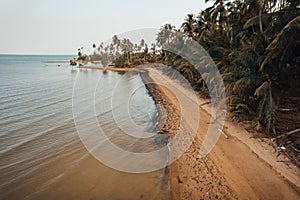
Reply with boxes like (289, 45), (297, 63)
(80, 65), (138, 72)
(142, 68), (300, 199)
(2, 0), (299, 199)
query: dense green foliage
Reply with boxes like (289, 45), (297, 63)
(158, 0), (300, 134)
(83, 0), (299, 136)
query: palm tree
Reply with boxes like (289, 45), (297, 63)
(143, 44), (149, 63)
(140, 39), (145, 50)
(150, 43), (156, 55)
(77, 48), (82, 57)
(156, 24), (176, 47)
(181, 13), (196, 39)
(210, 0), (229, 30)
(260, 16), (300, 72)
(112, 35), (120, 52)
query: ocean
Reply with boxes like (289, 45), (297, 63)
(0, 55), (170, 200)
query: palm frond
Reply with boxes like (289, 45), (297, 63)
(254, 81), (269, 97)
(260, 15), (300, 72)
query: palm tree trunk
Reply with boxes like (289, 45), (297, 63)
(259, 0), (266, 33)
(259, 6), (263, 33)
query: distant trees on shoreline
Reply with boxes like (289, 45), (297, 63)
(74, 35), (158, 67)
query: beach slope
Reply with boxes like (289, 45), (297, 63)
(144, 68), (300, 200)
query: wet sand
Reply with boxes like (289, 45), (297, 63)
(142, 68), (300, 200)
(80, 65), (138, 72)
(27, 153), (170, 200)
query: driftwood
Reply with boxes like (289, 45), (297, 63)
(292, 146), (300, 153)
(279, 108), (295, 112)
(275, 128), (300, 140)
(218, 128), (229, 139)
(283, 151), (300, 167)
(200, 101), (211, 106)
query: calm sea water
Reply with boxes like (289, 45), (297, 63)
(0, 55), (170, 200)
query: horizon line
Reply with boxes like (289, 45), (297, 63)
(0, 53), (76, 56)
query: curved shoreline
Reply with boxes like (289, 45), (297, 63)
(79, 65), (140, 72)
(140, 70), (236, 199)
(140, 68), (300, 199)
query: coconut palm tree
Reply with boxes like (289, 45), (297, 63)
(181, 13), (196, 39)
(156, 24), (176, 47)
(140, 39), (145, 51)
(112, 35), (120, 52)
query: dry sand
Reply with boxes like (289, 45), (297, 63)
(143, 68), (300, 200)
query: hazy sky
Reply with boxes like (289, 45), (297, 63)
(0, 0), (211, 54)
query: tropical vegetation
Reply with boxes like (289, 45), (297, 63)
(75, 0), (300, 165)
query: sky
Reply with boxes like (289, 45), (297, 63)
(0, 0), (211, 55)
